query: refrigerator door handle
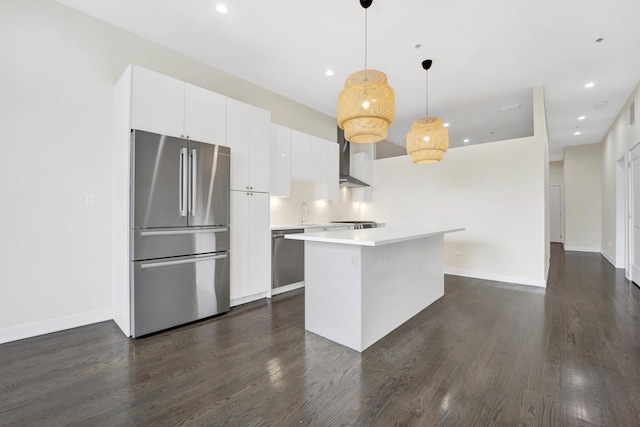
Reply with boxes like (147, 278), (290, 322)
(179, 148), (188, 217)
(189, 148), (197, 216)
(140, 227), (228, 237)
(140, 253), (228, 269)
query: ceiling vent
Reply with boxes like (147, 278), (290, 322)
(497, 103), (522, 112)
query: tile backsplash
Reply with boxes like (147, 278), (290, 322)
(270, 181), (365, 226)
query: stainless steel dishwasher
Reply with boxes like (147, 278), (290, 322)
(272, 228), (305, 291)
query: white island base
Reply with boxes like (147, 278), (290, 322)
(288, 227), (463, 352)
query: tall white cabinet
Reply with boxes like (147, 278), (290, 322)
(271, 124), (292, 198)
(226, 98), (272, 305)
(113, 65), (272, 336)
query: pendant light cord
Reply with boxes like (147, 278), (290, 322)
(364, 7), (368, 72)
(425, 68), (429, 117)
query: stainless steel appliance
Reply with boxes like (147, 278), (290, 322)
(272, 228), (305, 292)
(330, 220), (382, 229)
(130, 130), (230, 337)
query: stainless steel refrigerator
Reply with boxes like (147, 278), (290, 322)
(130, 130), (230, 337)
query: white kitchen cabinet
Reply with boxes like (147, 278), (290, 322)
(130, 65), (227, 146)
(291, 130), (312, 181)
(313, 139), (340, 201)
(230, 190), (271, 305)
(351, 151), (373, 202)
(311, 136), (327, 183)
(184, 83), (227, 146)
(326, 142), (340, 200)
(131, 66), (185, 138)
(271, 124), (291, 197)
(227, 98), (271, 192)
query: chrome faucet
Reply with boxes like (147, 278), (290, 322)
(300, 202), (310, 225)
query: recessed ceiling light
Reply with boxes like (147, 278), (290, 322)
(325, 70), (334, 76)
(443, 122), (450, 127)
(578, 116), (586, 120)
(463, 139), (470, 143)
(216, 4), (228, 14)
(574, 131), (581, 136)
(585, 82), (595, 88)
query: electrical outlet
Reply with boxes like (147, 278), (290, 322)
(85, 195), (96, 208)
(455, 250), (462, 257)
(350, 252), (358, 266)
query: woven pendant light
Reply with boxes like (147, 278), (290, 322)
(406, 59), (449, 164)
(337, 0), (395, 144)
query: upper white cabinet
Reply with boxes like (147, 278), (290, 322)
(184, 83), (226, 146)
(351, 151), (373, 202)
(313, 138), (340, 201)
(131, 66), (184, 138)
(291, 130), (312, 181)
(311, 136), (328, 183)
(271, 124), (291, 198)
(227, 98), (271, 193)
(130, 66), (227, 146)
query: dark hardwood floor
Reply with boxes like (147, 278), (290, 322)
(1, 244), (639, 426)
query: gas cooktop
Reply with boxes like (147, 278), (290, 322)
(331, 221), (381, 229)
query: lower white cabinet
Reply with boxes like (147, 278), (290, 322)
(230, 190), (271, 305)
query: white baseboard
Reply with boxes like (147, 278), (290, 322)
(564, 246), (600, 253)
(0, 309), (112, 345)
(270, 281), (304, 297)
(600, 250), (625, 269)
(231, 291), (268, 307)
(445, 267), (546, 288)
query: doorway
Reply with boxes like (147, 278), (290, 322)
(629, 144), (640, 283)
(549, 185), (563, 243)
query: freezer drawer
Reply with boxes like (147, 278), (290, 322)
(131, 252), (230, 337)
(131, 226), (230, 261)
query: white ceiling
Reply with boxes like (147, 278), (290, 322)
(55, 0), (640, 161)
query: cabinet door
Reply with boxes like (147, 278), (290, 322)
(311, 137), (328, 184)
(326, 141), (340, 200)
(271, 124), (291, 197)
(131, 66), (184, 138)
(184, 83), (227, 146)
(226, 99), (250, 191)
(248, 106), (271, 193)
(229, 191), (270, 301)
(247, 192), (271, 296)
(291, 130), (312, 181)
(230, 190), (249, 300)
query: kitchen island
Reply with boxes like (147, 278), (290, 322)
(286, 226), (464, 352)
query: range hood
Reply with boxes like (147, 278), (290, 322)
(338, 127), (370, 188)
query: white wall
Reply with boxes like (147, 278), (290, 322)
(370, 134), (546, 286)
(549, 161), (564, 185)
(0, 0), (337, 342)
(564, 143), (602, 252)
(601, 81), (640, 265)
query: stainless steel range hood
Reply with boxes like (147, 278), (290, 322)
(338, 127), (370, 188)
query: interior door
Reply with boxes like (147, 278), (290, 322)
(631, 145), (640, 284)
(188, 140), (230, 227)
(132, 130), (188, 229)
(549, 185), (563, 243)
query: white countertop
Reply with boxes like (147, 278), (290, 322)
(285, 226), (465, 246)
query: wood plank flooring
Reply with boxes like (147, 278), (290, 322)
(1, 244), (639, 426)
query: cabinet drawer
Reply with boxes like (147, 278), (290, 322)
(131, 253), (230, 337)
(131, 227), (230, 261)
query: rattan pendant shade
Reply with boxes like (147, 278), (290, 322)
(336, 0), (395, 144)
(406, 59), (449, 164)
(337, 70), (395, 143)
(407, 117), (449, 164)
